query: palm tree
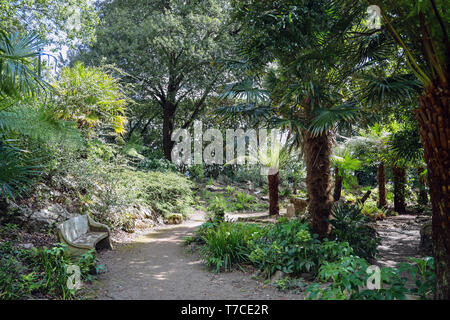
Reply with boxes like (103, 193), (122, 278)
(359, 0), (450, 298)
(0, 31), (52, 205)
(331, 146), (362, 201)
(0, 31), (47, 99)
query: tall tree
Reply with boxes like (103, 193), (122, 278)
(75, 0), (235, 160)
(229, 0), (366, 237)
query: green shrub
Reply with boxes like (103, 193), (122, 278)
(361, 200), (386, 220)
(199, 222), (263, 273)
(0, 242), (100, 300)
(138, 157), (177, 172)
(209, 196), (227, 222)
(188, 164), (205, 181)
(329, 203), (380, 260)
(248, 218), (322, 276)
(305, 256), (435, 300)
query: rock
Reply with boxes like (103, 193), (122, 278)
(167, 214), (183, 225)
(135, 219), (153, 230)
(300, 272), (315, 281)
(19, 243), (34, 250)
(286, 204), (295, 218)
(140, 206), (153, 219)
(270, 270), (286, 284)
(207, 185), (223, 192)
(29, 204), (71, 227)
(290, 197), (309, 216)
(121, 219), (136, 233)
(415, 216), (431, 224)
(250, 270), (262, 280)
(419, 221), (433, 254)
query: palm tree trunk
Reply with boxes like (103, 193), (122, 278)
(303, 130), (333, 238)
(377, 162), (387, 208)
(268, 171), (279, 215)
(415, 84), (450, 299)
(333, 166), (343, 201)
(392, 166), (407, 215)
(417, 165), (428, 206)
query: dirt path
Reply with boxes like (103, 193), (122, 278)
(89, 211), (303, 300)
(375, 215), (426, 268)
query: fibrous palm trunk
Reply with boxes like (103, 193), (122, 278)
(417, 166), (428, 206)
(268, 171), (279, 215)
(333, 166), (343, 201)
(303, 130), (333, 238)
(392, 166), (407, 215)
(415, 84), (450, 299)
(377, 162), (387, 208)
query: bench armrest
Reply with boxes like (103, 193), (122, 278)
(87, 215), (111, 235)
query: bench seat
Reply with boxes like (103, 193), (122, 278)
(72, 232), (108, 248)
(57, 215), (113, 256)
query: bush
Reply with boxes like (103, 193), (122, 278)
(305, 256), (435, 300)
(329, 203), (380, 260)
(199, 222), (263, 273)
(58, 154), (194, 229)
(0, 242), (100, 299)
(202, 190), (268, 214)
(248, 218), (321, 276)
(361, 200), (387, 220)
(137, 157), (177, 172)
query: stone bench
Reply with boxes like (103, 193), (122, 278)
(57, 215), (113, 256)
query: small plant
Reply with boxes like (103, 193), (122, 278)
(398, 257), (435, 299)
(305, 256), (435, 300)
(274, 276), (306, 292)
(199, 222), (263, 273)
(248, 219), (321, 276)
(209, 196), (227, 222)
(329, 203), (380, 260)
(361, 200), (387, 220)
(225, 185), (235, 196)
(0, 242), (102, 300)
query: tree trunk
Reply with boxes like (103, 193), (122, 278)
(162, 103), (176, 161)
(268, 171), (279, 216)
(392, 166), (407, 215)
(377, 162), (387, 208)
(415, 84), (450, 299)
(417, 166), (428, 206)
(303, 130), (333, 238)
(333, 166), (343, 201)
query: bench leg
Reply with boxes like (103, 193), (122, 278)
(96, 237), (113, 250)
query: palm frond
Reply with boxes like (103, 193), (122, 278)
(0, 32), (49, 98)
(0, 142), (42, 199)
(0, 102), (82, 147)
(308, 102), (358, 137)
(359, 73), (423, 105)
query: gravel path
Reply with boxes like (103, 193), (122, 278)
(375, 215), (426, 268)
(89, 211), (303, 300)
